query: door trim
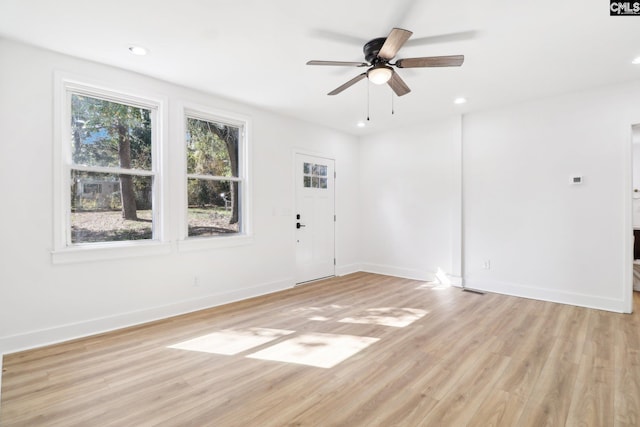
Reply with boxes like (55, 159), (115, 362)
(625, 124), (639, 313)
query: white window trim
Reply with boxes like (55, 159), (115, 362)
(52, 74), (170, 264)
(177, 102), (253, 253)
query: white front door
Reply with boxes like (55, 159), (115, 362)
(295, 153), (335, 283)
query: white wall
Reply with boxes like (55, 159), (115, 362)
(463, 82), (640, 312)
(357, 82), (639, 313)
(0, 39), (361, 354)
(358, 118), (462, 282)
(2, 37), (638, 359)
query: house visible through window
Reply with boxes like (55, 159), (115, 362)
(69, 93), (156, 244)
(185, 115), (244, 237)
(82, 183), (102, 194)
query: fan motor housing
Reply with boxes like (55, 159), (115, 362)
(363, 37), (387, 64)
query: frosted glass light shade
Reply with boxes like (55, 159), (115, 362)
(367, 66), (393, 85)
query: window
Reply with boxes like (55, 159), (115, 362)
(184, 112), (247, 238)
(53, 78), (249, 261)
(303, 162), (328, 189)
(54, 78), (166, 262)
(68, 93), (156, 244)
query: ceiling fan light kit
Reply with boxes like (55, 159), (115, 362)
(307, 27), (464, 98)
(367, 64), (393, 85)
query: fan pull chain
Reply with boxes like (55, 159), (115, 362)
(367, 80), (370, 121)
(391, 91), (395, 115)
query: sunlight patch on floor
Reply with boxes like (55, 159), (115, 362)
(338, 307), (427, 327)
(415, 282), (451, 290)
(288, 305), (349, 321)
(246, 333), (379, 368)
(168, 328), (294, 355)
(435, 268), (452, 286)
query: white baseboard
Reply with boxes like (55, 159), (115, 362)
(360, 263), (435, 282)
(447, 275), (463, 286)
(464, 278), (627, 313)
(335, 263), (363, 277)
(0, 278), (294, 356)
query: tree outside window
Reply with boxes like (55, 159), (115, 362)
(69, 94), (155, 244)
(185, 116), (242, 237)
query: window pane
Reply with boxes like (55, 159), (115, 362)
(186, 117), (239, 177)
(303, 162), (311, 174)
(187, 178), (240, 237)
(71, 94), (152, 170)
(71, 170), (153, 243)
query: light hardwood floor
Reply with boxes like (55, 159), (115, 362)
(1, 272), (639, 426)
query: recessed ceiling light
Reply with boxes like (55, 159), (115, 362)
(454, 97), (467, 105)
(632, 56), (640, 65)
(357, 121), (366, 128)
(128, 46), (148, 56)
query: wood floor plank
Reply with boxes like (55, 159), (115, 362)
(614, 346), (640, 426)
(466, 389), (525, 427)
(566, 355), (614, 427)
(1, 274), (639, 426)
(515, 338), (581, 427)
(417, 350), (511, 426)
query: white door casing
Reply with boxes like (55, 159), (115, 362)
(295, 153), (335, 283)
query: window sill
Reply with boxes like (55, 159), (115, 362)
(52, 240), (172, 264)
(177, 233), (253, 253)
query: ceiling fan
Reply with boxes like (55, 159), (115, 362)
(307, 28), (464, 97)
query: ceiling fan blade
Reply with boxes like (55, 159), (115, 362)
(395, 55), (464, 68)
(307, 60), (369, 67)
(328, 73), (367, 96)
(387, 71), (411, 97)
(404, 30), (479, 47)
(378, 28), (413, 60)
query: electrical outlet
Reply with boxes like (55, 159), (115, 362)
(482, 260), (491, 270)
(193, 276), (200, 287)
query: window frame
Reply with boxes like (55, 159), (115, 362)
(52, 75), (170, 264)
(178, 104), (252, 252)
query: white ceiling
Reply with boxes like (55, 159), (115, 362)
(1, 0), (639, 135)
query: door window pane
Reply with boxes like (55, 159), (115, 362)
(302, 162), (329, 189)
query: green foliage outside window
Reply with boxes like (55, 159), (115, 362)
(69, 94), (154, 243)
(185, 117), (241, 236)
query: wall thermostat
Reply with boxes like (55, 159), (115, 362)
(571, 176), (583, 184)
